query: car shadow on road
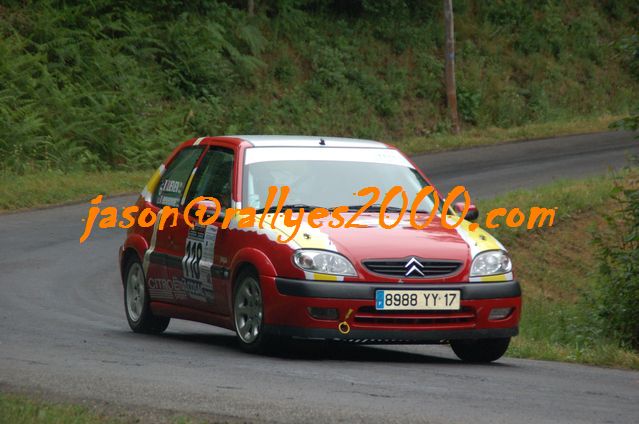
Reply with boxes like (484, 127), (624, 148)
(271, 341), (462, 364)
(156, 331), (511, 366)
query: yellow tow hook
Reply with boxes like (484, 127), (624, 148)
(338, 308), (354, 335)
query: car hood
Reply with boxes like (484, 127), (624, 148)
(313, 214), (469, 261)
(257, 212), (508, 282)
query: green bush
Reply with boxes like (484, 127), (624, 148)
(592, 158), (639, 349)
(618, 34), (639, 79)
(457, 85), (480, 124)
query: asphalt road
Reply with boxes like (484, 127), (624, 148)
(1, 131), (638, 423)
(414, 130), (639, 198)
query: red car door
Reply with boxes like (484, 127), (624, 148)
(147, 146), (205, 305)
(168, 146), (236, 316)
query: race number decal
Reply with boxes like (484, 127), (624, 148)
(184, 239), (203, 280)
(182, 225), (217, 302)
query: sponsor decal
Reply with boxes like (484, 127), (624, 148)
(148, 277), (188, 301)
(148, 275), (212, 303)
(159, 179), (183, 194)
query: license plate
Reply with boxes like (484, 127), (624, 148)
(375, 290), (461, 310)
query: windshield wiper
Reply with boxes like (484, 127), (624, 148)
(332, 204), (433, 214)
(255, 204), (325, 214)
(255, 203), (432, 214)
(335, 204), (405, 212)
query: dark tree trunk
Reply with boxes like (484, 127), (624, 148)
(443, 0), (460, 134)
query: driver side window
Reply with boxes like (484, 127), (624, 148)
(185, 147), (235, 208)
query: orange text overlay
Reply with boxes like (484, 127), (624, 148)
(79, 185), (557, 244)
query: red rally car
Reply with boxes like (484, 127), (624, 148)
(119, 136), (521, 362)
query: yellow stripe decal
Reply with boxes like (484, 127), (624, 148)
(180, 168), (198, 206)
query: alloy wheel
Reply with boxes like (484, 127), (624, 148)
(234, 275), (264, 344)
(126, 262), (145, 322)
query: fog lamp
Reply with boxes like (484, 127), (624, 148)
(308, 307), (339, 321)
(488, 307), (513, 320)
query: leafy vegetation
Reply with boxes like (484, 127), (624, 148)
(593, 117), (639, 349)
(611, 113), (639, 132)
(1, 0), (638, 174)
(479, 170), (639, 369)
(592, 171), (639, 350)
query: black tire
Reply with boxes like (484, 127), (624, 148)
(123, 257), (170, 334)
(450, 337), (511, 363)
(232, 269), (283, 354)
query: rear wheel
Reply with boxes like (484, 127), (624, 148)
(233, 270), (281, 353)
(450, 337), (510, 363)
(124, 257), (170, 334)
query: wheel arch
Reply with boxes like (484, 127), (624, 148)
(120, 248), (140, 282)
(119, 233), (149, 284)
(234, 262), (260, 281)
(228, 248), (277, 302)
(229, 247), (276, 282)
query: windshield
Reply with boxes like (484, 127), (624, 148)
(242, 147), (439, 213)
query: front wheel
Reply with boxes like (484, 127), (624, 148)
(124, 257), (170, 334)
(233, 270), (282, 353)
(450, 337), (511, 363)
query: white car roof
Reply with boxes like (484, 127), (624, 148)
(225, 135), (388, 149)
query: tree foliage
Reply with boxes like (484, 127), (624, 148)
(1, 0), (638, 173)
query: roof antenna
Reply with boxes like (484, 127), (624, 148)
(319, 138), (326, 146)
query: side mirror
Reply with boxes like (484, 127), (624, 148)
(454, 202), (479, 221)
(191, 199), (225, 223)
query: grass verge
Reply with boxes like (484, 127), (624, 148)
(395, 114), (625, 155)
(1, 120), (628, 212)
(0, 170), (151, 212)
(0, 393), (118, 424)
(478, 169), (639, 369)
(0, 393), (207, 424)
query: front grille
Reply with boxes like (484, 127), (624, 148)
(354, 306), (475, 326)
(362, 259), (462, 278)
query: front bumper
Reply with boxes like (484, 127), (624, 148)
(275, 278), (521, 300)
(262, 277), (521, 343)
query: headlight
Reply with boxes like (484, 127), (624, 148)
(292, 250), (357, 276)
(470, 250), (512, 277)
